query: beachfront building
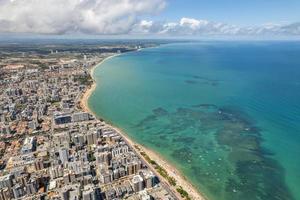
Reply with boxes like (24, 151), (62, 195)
(0, 48), (177, 200)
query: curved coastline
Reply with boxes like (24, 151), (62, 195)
(80, 50), (207, 200)
(80, 54), (120, 115)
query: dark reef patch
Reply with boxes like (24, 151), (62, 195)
(152, 107), (168, 116)
(183, 74), (221, 86)
(172, 136), (195, 144)
(171, 147), (193, 163)
(192, 103), (218, 109)
(134, 105), (295, 200)
(188, 75), (221, 87)
(185, 80), (198, 84)
(210, 81), (219, 87)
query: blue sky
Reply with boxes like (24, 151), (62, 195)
(155, 0), (300, 26)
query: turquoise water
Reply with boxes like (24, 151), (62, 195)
(89, 42), (300, 200)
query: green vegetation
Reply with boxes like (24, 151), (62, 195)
(176, 186), (191, 200)
(134, 145), (140, 151)
(155, 165), (177, 186)
(74, 74), (92, 86)
(139, 148), (193, 198)
(39, 63), (49, 69)
(54, 127), (69, 132)
(88, 152), (96, 162)
(51, 101), (60, 106)
(168, 176), (177, 186)
(140, 151), (151, 162)
(15, 103), (26, 110)
(140, 151), (177, 186)
(149, 160), (157, 165)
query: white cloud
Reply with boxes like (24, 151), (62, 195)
(131, 18), (300, 36)
(0, 0), (166, 34)
(132, 18), (238, 36)
(0, 1), (299, 37)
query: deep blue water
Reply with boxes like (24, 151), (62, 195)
(89, 42), (300, 200)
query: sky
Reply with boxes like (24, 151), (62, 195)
(157, 0), (300, 26)
(0, 0), (299, 38)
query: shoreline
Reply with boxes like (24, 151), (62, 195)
(80, 52), (207, 200)
(80, 54), (120, 115)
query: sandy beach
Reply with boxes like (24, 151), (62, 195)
(80, 54), (119, 114)
(112, 126), (207, 200)
(80, 54), (207, 200)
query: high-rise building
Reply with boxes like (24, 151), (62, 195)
(86, 133), (95, 145)
(21, 137), (36, 154)
(53, 132), (70, 148)
(72, 112), (90, 122)
(12, 184), (25, 199)
(73, 134), (85, 147)
(82, 185), (95, 200)
(0, 187), (11, 200)
(50, 165), (64, 179)
(25, 180), (37, 195)
(132, 175), (144, 192)
(139, 190), (152, 200)
(111, 145), (129, 157)
(95, 152), (111, 165)
(54, 114), (72, 125)
(63, 173), (70, 185)
(0, 174), (12, 188)
(141, 170), (155, 188)
(59, 148), (69, 164)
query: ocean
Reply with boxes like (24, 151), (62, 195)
(88, 41), (300, 200)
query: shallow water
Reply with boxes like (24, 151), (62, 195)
(89, 42), (300, 200)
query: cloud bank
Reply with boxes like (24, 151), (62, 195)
(133, 18), (300, 36)
(0, 0), (166, 34)
(0, 0), (299, 37)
